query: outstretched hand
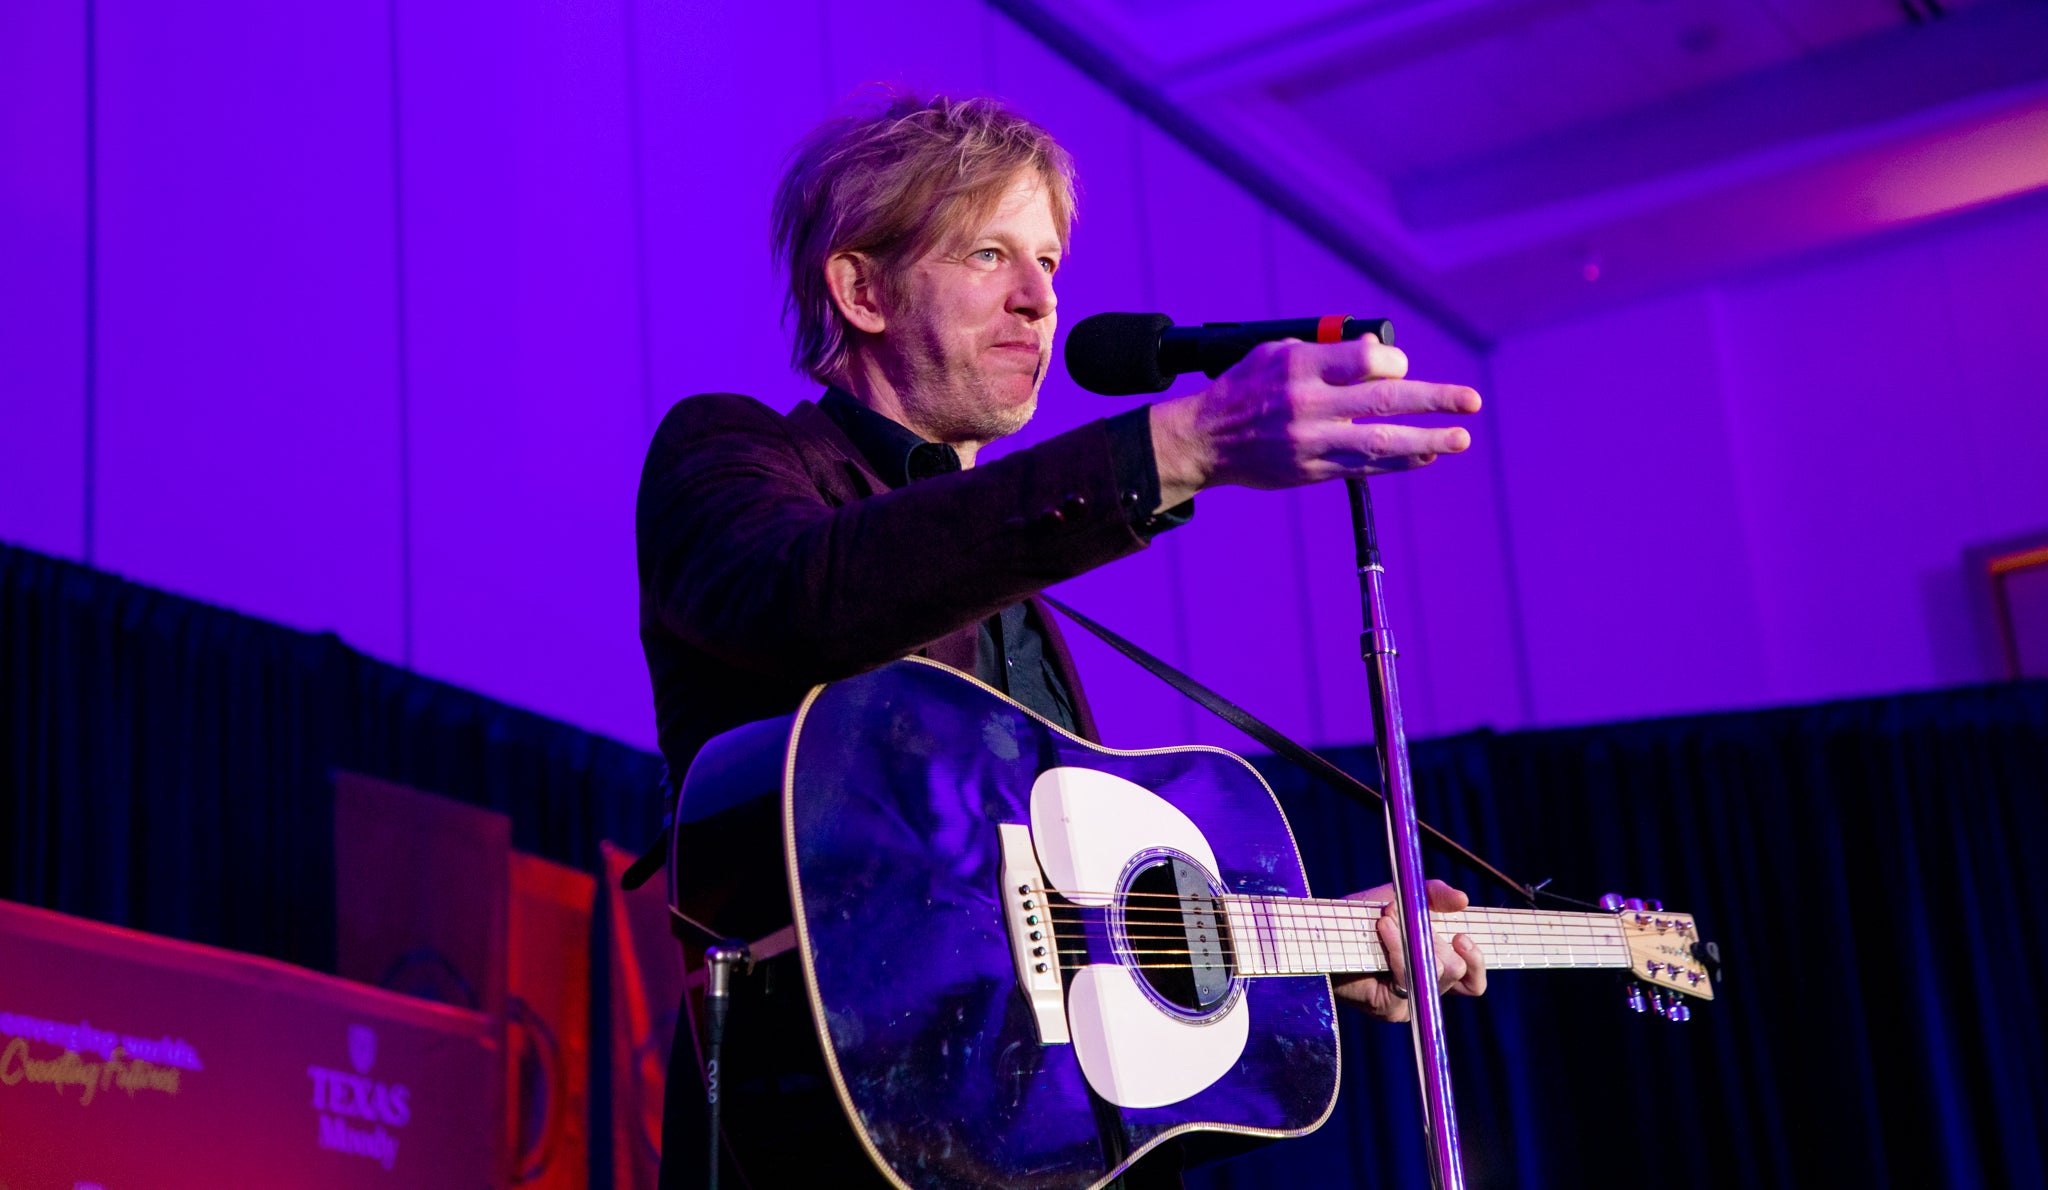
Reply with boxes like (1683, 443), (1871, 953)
(1332, 878), (1488, 1024)
(1148, 335), (1482, 509)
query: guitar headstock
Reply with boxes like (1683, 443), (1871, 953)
(1602, 893), (1716, 1020)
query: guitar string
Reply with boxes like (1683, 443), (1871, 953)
(1039, 912), (1632, 939)
(1040, 922), (1631, 944)
(1041, 940), (1643, 974)
(1044, 924), (1635, 961)
(1045, 954), (1641, 979)
(1042, 936), (1637, 956)
(1026, 892), (1650, 980)
(1039, 905), (1635, 938)
(1043, 906), (1629, 923)
(1025, 886), (1678, 927)
(1037, 954), (1649, 974)
(1038, 902), (1643, 975)
(1041, 924), (1631, 949)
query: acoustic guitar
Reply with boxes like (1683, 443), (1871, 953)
(670, 657), (1714, 1190)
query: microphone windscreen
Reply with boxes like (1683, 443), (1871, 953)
(1064, 312), (1175, 396)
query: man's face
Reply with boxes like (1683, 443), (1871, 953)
(873, 172), (1062, 447)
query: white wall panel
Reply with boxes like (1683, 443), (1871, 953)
(826, 0), (993, 103)
(1489, 194), (2048, 721)
(91, 0), (404, 657)
(1267, 227), (1425, 746)
(1134, 126), (1316, 750)
(635, 0), (829, 422)
(1492, 290), (1770, 724)
(0, 0), (87, 559)
(1717, 201), (2048, 701)
(1363, 280), (1523, 740)
(399, 0), (650, 746)
(980, 9), (1191, 751)
(1937, 199), (2048, 546)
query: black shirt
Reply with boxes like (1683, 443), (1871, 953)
(818, 388), (1188, 733)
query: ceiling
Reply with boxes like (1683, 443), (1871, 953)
(1017, 0), (2048, 338)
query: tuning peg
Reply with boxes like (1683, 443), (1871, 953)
(1623, 897), (1646, 913)
(1649, 988), (1668, 1017)
(1600, 893), (1625, 912)
(1646, 899), (1664, 913)
(1691, 939), (1724, 985)
(1667, 1003), (1691, 1023)
(1626, 983), (1647, 1013)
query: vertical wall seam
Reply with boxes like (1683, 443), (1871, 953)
(622, 0), (657, 436)
(1261, 209), (1327, 743)
(1476, 351), (1538, 726)
(982, 0), (1488, 355)
(81, 0), (97, 566)
(1130, 122), (1197, 743)
(818, 0), (835, 110)
(1703, 286), (1781, 699)
(386, 0), (413, 669)
(982, 2), (1001, 95)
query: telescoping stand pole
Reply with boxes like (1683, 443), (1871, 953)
(1347, 475), (1465, 1190)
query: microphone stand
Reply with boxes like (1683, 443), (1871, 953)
(1347, 476), (1465, 1190)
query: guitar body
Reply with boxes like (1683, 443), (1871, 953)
(780, 659), (1339, 1190)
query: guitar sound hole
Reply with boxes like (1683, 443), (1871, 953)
(1124, 858), (1234, 1015)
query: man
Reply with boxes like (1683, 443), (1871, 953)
(638, 92), (1487, 1189)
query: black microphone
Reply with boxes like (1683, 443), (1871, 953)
(1064, 312), (1396, 396)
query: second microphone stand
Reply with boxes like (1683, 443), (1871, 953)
(1347, 474), (1465, 1190)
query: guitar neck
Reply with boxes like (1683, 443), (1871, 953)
(1221, 897), (1632, 977)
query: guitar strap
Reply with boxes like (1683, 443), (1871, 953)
(1041, 596), (1541, 909)
(624, 600), (1549, 910)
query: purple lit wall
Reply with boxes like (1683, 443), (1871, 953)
(1491, 195), (2048, 724)
(5, 0), (2046, 755)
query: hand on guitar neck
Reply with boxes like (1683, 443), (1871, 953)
(1333, 879), (1489, 1023)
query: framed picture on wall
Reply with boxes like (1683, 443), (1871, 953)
(1967, 531), (2048, 681)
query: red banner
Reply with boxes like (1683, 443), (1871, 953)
(507, 852), (593, 1189)
(0, 899), (504, 1189)
(599, 841), (684, 1190)
(333, 772), (510, 1018)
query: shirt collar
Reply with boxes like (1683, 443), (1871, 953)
(819, 387), (962, 489)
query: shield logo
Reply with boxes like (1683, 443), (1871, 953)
(348, 1025), (377, 1076)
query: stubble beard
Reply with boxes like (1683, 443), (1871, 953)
(904, 358), (1043, 448)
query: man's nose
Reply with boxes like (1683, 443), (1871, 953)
(1010, 263), (1056, 322)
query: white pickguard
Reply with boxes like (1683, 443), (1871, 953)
(1028, 767), (1249, 1109)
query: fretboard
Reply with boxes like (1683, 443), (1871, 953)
(1220, 896), (1632, 977)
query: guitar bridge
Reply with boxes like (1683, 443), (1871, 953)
(998, 823), (1070, 1045)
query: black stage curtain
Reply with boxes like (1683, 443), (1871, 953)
(0, 541), (663, 974)
(1215, 678), (2048, 1190)
(6, 540), (2044, 1187)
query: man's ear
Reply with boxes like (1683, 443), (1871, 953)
(824, 252), (887, 335)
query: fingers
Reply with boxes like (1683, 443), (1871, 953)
(1312, 334), (1410, 385)
(1314, 421), (1472, 472)
(1375, 907), (1407, 988)
(1425, 878), (1471, 913)
(1452, 933), (1488, 998)
(1371, 881), (1484, 1002)
(1316, 378), (1483, 421)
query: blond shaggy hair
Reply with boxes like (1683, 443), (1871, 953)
(771, 90), (1076, 385)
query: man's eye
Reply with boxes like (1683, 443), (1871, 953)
(1039, 258), (1057, 274)
(972, 248), (1000, 263)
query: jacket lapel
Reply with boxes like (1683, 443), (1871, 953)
(784, 399), (983, 675)
(784, 400), (885, 503)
